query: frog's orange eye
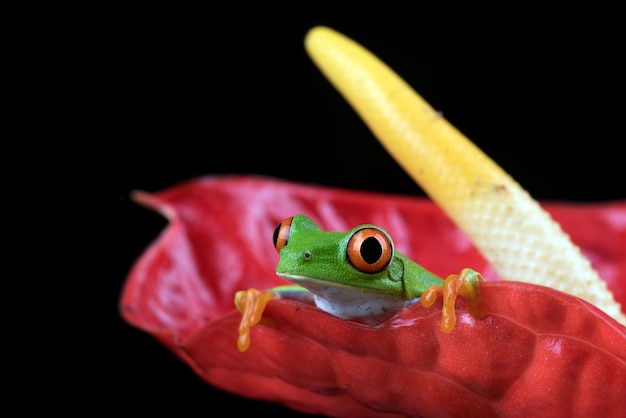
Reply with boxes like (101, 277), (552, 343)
(346, 227), (393, 273)
(273, 217), (293, 253)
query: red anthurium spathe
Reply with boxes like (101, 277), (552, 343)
(120, 175), (626, 417)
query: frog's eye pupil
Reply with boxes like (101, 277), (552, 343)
(272, 224), (281, 247)
(273, 217), (293, 253)
(361, 236), (383, 264)
(347, 227), (393, 274)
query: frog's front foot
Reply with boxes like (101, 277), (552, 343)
(234, 288), (275, 352)
(420, 268), (488, 332)
(235, 285), (312, 352)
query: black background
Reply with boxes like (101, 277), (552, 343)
(72, 1), (625, 416)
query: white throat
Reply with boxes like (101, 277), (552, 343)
(280, 273), (417, 325)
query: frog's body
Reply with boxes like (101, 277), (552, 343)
(235, 214), (486, 352)
(272, 214), (444, 324)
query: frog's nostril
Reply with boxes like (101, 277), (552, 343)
(303, 251), (311, 260)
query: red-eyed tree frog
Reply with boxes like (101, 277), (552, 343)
(235, 214), (487, 352)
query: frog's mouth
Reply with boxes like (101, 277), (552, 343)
(277, 272), (367, 291)
(276, 272), (417, 325)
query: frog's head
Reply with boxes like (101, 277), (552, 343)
(273, 214), (410, 314)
